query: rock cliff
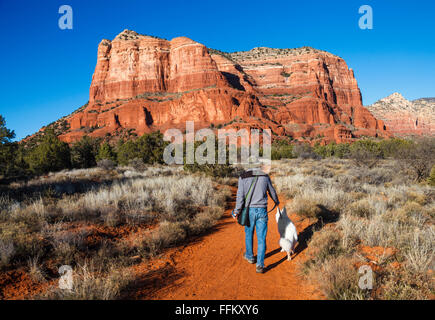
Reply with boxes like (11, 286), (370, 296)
(44, 29), (388, 144)
(366, 93), (434, 136)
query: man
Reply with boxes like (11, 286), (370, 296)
(233, 156), (279, 273)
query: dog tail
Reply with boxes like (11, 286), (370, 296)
(279, 238), (292, 252)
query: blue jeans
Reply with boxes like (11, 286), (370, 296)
(244, 207), (268, 268)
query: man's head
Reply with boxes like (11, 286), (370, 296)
(242, 155), (271, 174)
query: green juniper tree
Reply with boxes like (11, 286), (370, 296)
(25, 128), (71, 174)
(96, 142), (117, 162)
(70, 135), (100, 168)
(0, 115), (16, 177)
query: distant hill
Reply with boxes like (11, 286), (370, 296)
(366, 93), (434, 136)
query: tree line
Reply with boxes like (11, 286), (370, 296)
(1, 114), (434, 184)
(0, 115), (168, 179)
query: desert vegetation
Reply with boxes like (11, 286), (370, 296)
(273, 156), (434, 300)
(0, 164), (230, 299)
(0, 113), (169, 179)
(1, 114), (434, 300)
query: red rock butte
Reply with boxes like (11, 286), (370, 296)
(366, 93), (435, 137)
(54, 29), (389, 144)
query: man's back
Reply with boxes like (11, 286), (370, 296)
(235, 169), (279, 212)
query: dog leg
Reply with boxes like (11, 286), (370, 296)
(287, 252), (291, 261)
(280, 248), (285, 252)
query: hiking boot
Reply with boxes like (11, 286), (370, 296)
(243, 255), (256, 264)
(256, 266), (264, 273)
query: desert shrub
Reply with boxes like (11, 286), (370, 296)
(189, 206), (224, 235)
(25, 129), (71, 175)
(304, 228), (346, 267)
(184, 162), (236, 178)
(428, 165), (435, 186)
(289, 183), (349, 220)
(97, 159), (116, 171)
(349, 139), (383, 168)
(271, 140), (294, 160)
(380, 267), (432, 300)
(183, 139), (237, 178)
(0, 143), (18, 177)
(1, 164), (229, 298)
(396, 137), (435, 181)
(0, 240), (15, 268)
(128, 158), (146, 171)
(116, 140), (138, 165)
(0, 115), (17, 177)
(314, 255), (368, 300)
(314, 142), (350, 159)
(346, 198), (377, 218)
(403, 233), (435, 274)
(117, 132), (168, 165)
(302, 226), (364, 300)
(70, 136), (100, 169)
(96, 142), (117, 162)
(290, 197), (322, 219)
(273, 158), (434, 299)
(378, 138), (412, 158)
(293, 143), (320, 160)
(157, 221), (188, 246)
(43, 262), (132, 300)
(27, 254), (46, 282)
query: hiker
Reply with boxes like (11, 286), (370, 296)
(233, 156), (279, 273)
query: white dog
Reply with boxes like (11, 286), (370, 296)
(276, 207), (298, 261)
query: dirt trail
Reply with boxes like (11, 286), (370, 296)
(131, 186), (324, 300)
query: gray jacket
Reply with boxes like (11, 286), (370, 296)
(234, 169), (279, 214)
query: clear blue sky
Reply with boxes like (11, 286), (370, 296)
(1, 0), (434, 140)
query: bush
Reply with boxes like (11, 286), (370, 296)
(97, 159), (116, 171)
(25, 129), (71, 174)
(349, 139), (383, 168)
(117, 132), (168, 165)
(0, 240), (15, 268)
(397, 138), (435, 181)
(293, 144), (320, 160)
(305, 228), (345, 265)
(315, 255), (367, 300)
(96, 142), (117, 162)
(43, 262), (132, 300)
(70, 136), (100, 169)
(0, 115), (17, 177)
(271, 140), (294, 160)
(183, 139), (237, 178)
(381, 268), (432, 300)
(314, 142), (350, 159)
(429, 165), (435, 186)
(378, 138), (412, 158)
(126, 158), (145, 171)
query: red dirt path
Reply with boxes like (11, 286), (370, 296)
(130, 187), (324, 300)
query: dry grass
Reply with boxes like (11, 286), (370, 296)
(0, 165), (228, 299)
(273, 158), (434, 300)
(0, 240), (15, 269)
(41, 261), (133, 300)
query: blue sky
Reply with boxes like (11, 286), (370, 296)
(1, 0), (434, 140)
